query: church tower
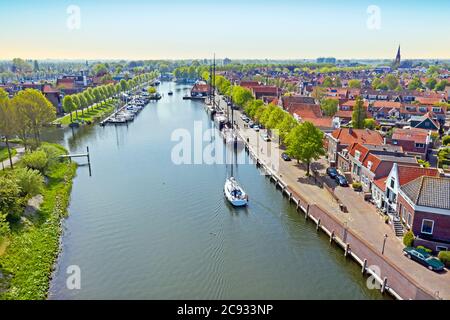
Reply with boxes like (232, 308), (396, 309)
(393, 45), (401, 68)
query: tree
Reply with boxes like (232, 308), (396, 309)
(403, 231), (414, 247)
(12, 89), (56, 145)
(120, 79), (128, 92)
(311, 87), (325, 102)
(408, 77), (423, 90)
(0, 89), (16, 168)
(371, 78), (382, 90)
(425, 78), (437, 90)
(322, 77), (334, 87)
(231, 86), (253, 107)
(285, 122), (325, 176)
(435, 80), (448, 91)
(62, 95), (76, 123)
(320, 98), (338, 116)
(276, 113), (297, 143)
(72, 94), (80, 119)
(364, 118), (377, 130)
(266, 107), (285, 130)
(352, 96), (367, 129)
(148, 87), (157, 94)
(348, 79), (361, 89)
(385, 74), (399, 90)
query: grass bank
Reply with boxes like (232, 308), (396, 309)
(0, 147), (17, 163)
(55, 99), (118, 126)
(0, 143), (77, 300)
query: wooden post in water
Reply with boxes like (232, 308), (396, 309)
(381, 277), (388, 294)
(316, 218), (321, 231)
(362, 259), (367, 274)
(330, 230), (335, 243)
(87, 146), (92, 177)
(344, 243), (350, 257)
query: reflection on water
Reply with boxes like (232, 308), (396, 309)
(47, 82), (387, 300)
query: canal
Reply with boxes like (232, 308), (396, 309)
(46, 82), (386, 299)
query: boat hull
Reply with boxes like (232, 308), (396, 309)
(224, 178), (248, 207)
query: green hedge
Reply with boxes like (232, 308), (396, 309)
(438, 251), (450, 267)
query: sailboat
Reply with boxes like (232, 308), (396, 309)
(223, 93), (248, 207)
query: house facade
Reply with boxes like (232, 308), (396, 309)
(397, 176), (450, 251)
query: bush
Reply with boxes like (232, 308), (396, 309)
(0, 212), (10, 237)
(38, 143), (65, 170)
(403, 231), (415, 247)
(22, 150), (48, 173)
(352, 182), (362, 190)
(438, 251), (450, 266)
(416, 245), (432, 253)
(443, 135), (450, 146)
(12, 168), (44, 197)
(0, 177), (23, 220)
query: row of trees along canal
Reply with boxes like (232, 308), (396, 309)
(203, 72), (325, 176)
(0, 72), (158, 169)
(62, 72), (158, 123)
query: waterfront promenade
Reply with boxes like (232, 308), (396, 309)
(215, 95), (450, 300)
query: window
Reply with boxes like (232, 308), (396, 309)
(390, 178), (395, 189)
(436, 246), (448, 252)
(421, 219), (434, 235)
(355, 151), (361, 161)
(367, 161), (373, 170)
(415, 143), (425, 148)
(432, 107), (441, 113)
(407, 212), (412, 227)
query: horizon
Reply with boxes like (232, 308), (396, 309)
(1, 0), (449, 60)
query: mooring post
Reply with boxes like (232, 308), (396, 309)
(344, 243), (350, 257)
(330, 230), (335, 243)
(362, 259), (367, 274)
(316, 218), (321, 231)
(87, 146), (92, 177)
(381, 277), (388, 294)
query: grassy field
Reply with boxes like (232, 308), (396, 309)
(55, 99), (118, 126)
(0, 143), (77, 300)
(0, 147), (17, 163)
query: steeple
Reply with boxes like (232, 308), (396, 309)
(394, 45), (401, 68)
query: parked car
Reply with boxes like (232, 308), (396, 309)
(248, 121), (255, 128)
(403, 247), (445, 272)
(335, 174), (349, 187)
(261, 133), (270, 142)
(326, 167), (339, 179)
(281, 153), (291, 161)
(253, 125), (260, 132)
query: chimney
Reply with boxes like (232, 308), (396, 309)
(349, 127), (353, 135)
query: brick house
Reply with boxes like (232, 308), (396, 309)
(389, 128), (431, 160)
(347, 143), (418, 193)
(326, 128), (384, 166)
(374, 163), (440, 212)
(397, 176), (450, 251)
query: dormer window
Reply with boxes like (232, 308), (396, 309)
(355, 151), (361, 161)
(419, 107), (427, 113)
(432, 107), (442, 113)
(367, 161), (373, 170)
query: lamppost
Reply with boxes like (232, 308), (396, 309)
(382, 234), (388, 255)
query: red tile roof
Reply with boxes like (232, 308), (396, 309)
(391, 128), (429, 144)
(372, 101), (402, 108)
(331, 128), (384, 146)
(287, 103), (322, 119)
(373, 176), (387, 191)
(396, 165), (440, 186)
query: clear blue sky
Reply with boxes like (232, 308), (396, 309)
(0, 0), (448, 60)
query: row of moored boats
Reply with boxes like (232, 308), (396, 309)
(103, 93), (151, 125)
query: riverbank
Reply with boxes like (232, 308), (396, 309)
(54, 99), (118, 126)
(0, 143), (77, 300)
(214, 94), (448, 300)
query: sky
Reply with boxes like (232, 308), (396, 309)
(0, 0), (449, 60)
